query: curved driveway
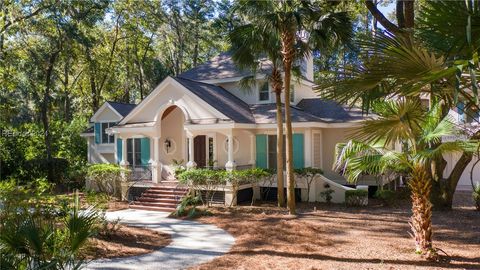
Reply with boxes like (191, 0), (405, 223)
(87, 209), (234, 270)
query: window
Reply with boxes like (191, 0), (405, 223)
(127, 138), (142, 166)
(259, 82), (269, 101)
(290, 84), (295, 102)
(267, 135), (285, 170)
(101, 122), (115, 144)
(208, 137), (214, 167)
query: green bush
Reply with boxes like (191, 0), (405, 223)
(345, 189), (368, 206)
(86, 164), (128, 199)
(375, 189), (397, 206)
(0, 184), (100, 269)
(294, 167), (323, 176)
(473, 183), (480, 211)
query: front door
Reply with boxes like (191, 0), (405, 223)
(194, 135), (207, 168)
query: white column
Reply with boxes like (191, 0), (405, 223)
(248, 134), (255, 167)
(225, 132), (236, 171)
(304, 128), (312, 167)
(119, 137), (129, 166)
(150, 137), (161, 183)
(186, 135), (196, 169)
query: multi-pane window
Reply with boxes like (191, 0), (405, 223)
(259, 82), (269, 101)
(101, 122), (115, 144)
(290, 84), (295, 102)
(267, 135), (285, 170)
(127, 138), (142, 166)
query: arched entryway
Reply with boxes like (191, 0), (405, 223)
(159, 105), (185, 165)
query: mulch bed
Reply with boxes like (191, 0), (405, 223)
(81, 224), (171, 260)
(190, 191), (480, 270)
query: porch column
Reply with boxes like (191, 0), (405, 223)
(249, 134), (255, 167)
(225, 132), (236, 171)
(186, 135), (196, 169)
(150, 137), (161, 183)
(120, 137), (129, 167)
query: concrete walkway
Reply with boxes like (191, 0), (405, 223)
(87, 209), (235, 270)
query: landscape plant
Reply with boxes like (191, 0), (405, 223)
(295, 167), (323, 202)
(473, 183), (480, 211)
(320, 183), (335, 204)
(0, 182), (100, 269)
(86, 164), (129, 199)
(334, 100), (478, 260)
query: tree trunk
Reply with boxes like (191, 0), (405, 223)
(396, 1), (405, 29)
(281, 30), (296, 215)
(409, 165), (437, 260)
(271, 67), (285, 207)
(42, 51), (59, 182)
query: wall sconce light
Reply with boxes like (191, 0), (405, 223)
(164, 139), (172, 153)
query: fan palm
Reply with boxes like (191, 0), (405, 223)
(321, 0), (480, 208)
(334, 99), (477, 259)
(236, 0), (352, 214)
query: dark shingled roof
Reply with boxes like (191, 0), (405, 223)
(178, 52), (272, 81)
(173, 77), (255, 123)
(250, 99), (366, 124)
(106, 101), (136, 117)
(81, 126), (94, 134)
(297, 99), (365, 123)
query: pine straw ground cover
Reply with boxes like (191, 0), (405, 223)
(190, 192), (479, 270)
(81, 224), (171, 260)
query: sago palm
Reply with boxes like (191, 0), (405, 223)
(334, 99), (477, 260)
(236, 0), (352, 214)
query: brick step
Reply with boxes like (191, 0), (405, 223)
(130, 204), (176, 212)
(144, 190), (188, 195)
(137, 197), (178, 204)
(131, 201), (177, 208)
(141, 192), (184, 198)
(148, 186), (188, 192)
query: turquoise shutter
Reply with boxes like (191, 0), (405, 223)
(94, 123), (101, 144)
(293, 133), (304, 169)
(116, 138), (122, 163)
(140, 137), (150, 165)
(255, 134), (267, 168)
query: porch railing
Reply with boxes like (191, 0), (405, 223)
(128, 165), (152, 181)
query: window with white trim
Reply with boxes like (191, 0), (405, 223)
(259, 82), (270, 101)
(267, 135), (285, 170)
(101, 122), (115, 144)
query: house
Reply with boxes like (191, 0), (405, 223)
(80, 53), (377, 208)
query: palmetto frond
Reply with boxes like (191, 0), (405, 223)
(353, 99), (424, 146)
(334, 140), (408, 183)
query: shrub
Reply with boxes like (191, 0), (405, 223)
(345, 189), (368, 206)
(295, 167), (323, 201)
(0, 186), (100, 269)
(375, 189), (397, 206)
(320, 185), (335, 204)
(473, 183), (480, 211)
(86, 164), (129, 199)
(172, 195), (203, 218)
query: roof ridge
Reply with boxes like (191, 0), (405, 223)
(174, 77), (252, 110)
(106, 100), (136, 106)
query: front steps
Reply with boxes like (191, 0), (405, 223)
(130, 185), (188, 212)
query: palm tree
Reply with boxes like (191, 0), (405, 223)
(322, 0), (480, 209)
(229, 23), (287, 206)
(334, 99), (477, 259)
(237, 0), (352, 214)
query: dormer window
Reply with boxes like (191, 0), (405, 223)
(259, 82), (270, 101)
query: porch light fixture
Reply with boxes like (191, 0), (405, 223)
(164, 139), (172, 153)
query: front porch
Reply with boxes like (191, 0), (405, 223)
(110, 104), (256, 185)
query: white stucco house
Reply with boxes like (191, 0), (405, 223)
(82, 54), (478, 211)
(81, 53), (368, 208)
